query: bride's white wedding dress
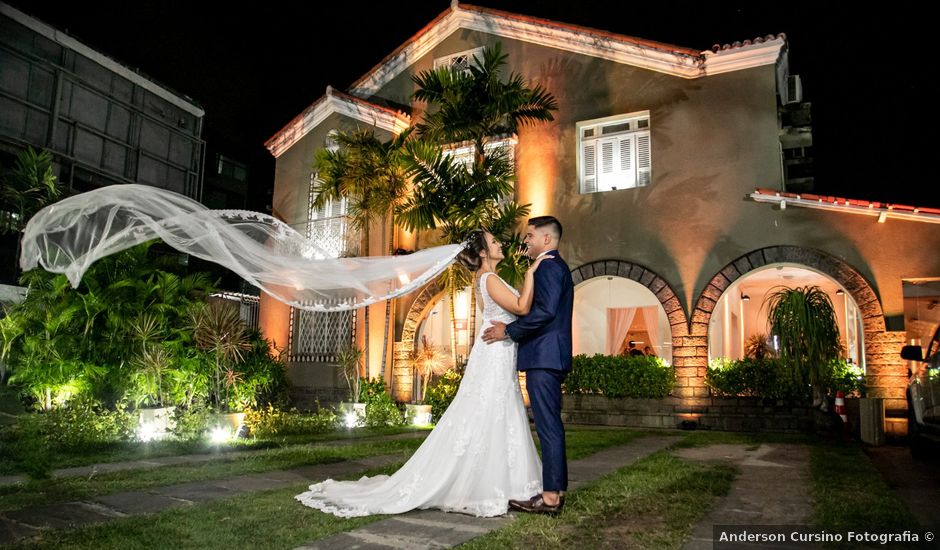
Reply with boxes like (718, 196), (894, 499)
(295, 272), (542, 517)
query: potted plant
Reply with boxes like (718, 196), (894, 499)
(336, 346), (365, 427)
(406, 336), (448, 426)
(765, 285), (844, 410)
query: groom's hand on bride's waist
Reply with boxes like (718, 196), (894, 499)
(482, 321), (508, 344)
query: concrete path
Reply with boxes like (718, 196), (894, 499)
(0, 431), (430, 487)
(676, 444), (814, 550)
(296, 435), (679, 550)
(0, 452), (410, 545)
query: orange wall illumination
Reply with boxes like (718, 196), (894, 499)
(516, 126), (558, 218)
(259, 292), (291, 359)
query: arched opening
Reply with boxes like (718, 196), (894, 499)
(573, 276), (673, 364)
(414, 287), (478, 366)
(707, 264), (865, 369)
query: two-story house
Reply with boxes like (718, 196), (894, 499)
(262, 3), (940, 433)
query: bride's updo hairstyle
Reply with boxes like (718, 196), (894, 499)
(456, 230), (487, 271)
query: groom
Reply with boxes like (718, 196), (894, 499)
(482, 216), (573, 515)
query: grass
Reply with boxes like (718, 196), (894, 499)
(0, 437), (426, 513)
(0, 425), (428, 475)
(463, 451), (735, 549)
(6, 427), (923, 550)
(811, 440), (919, 531)
(5, 427), (651, 548)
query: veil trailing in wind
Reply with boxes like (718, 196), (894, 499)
(20, 184), (462, 311)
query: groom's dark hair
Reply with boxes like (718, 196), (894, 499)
(529, 216), (562, 240)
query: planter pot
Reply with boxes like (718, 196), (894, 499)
(137, 406), (176, 441)
(337, 402), (366, 428)
(405, 404), (433, 427)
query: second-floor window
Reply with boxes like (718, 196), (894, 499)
(306, 172), (348, 259)
(578, 111), (651, 194)
(433, 47), (485, 73)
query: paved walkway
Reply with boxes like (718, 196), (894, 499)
(0, 433), (678, 548)
(0, 431), (430, 487)
(297, 435), (679, 549)
(676, 444), (814, 550)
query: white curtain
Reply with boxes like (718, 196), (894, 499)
(606, 307), (636, 355)
(640, 306), (662, 358)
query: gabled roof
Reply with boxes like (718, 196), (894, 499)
(266, 2), (786, 157)
(264, 87), (411, 158)
(349, 2), (786, 97)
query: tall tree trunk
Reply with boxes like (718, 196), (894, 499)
(468, 286), (477, 353)
(449, 288), (459, 368)
(380, 210), (394, 382)
(361, 224), (370, 378)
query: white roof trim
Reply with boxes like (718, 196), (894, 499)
(1, 3), (204, 117)
(265, 89), (411, 158)
(351, 5), (784, 97)
(750, 191), (940, 225)
(702, 38), (787, 76)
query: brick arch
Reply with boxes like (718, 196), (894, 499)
(571, 259), (690, 340)
(392, 281), (446, 401)
(690, 245), (885, 337)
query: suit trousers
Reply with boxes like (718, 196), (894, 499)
(525, 368), (568, 492)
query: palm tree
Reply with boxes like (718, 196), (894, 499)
(765, 285), (844, 408)
(312, 128), (412, 380)
(0, 147), (64, 236)
(190, 300), (250, 410)
(400, 43), (556, 356)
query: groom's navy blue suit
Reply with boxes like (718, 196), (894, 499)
(505, 251), (573, 492)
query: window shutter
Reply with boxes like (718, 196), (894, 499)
(637, 132), (651, 186)
(582, 142), (597, 193)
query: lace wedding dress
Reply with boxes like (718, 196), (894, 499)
(295, 272), (542, 517)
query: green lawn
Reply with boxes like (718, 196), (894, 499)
(0, 437), (425, 513)
(4, 429), (923, 550)
(0, 425), (429, 475)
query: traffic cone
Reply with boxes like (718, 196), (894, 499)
(834, 390), (850, 439)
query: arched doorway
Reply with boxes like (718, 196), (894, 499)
(574, 276), (674, 363)
(570, 260), (689, 364)
(707, 264), (865, 369)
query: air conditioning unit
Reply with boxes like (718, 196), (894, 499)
(785, 75), (803, 104)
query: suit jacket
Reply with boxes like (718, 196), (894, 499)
(505, 252), (574, 372)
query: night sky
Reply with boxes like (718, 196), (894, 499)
(9, 1), (937, 210)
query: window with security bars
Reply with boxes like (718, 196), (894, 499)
(305, 171), (349, 258)
(433, 47), (485, 72)
(578, 112), (651, 193)
(289, 308), (355, 363)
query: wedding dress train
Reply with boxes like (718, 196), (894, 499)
(295, 272), (542, 517)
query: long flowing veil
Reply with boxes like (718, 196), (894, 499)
(19, 184), (461, 311)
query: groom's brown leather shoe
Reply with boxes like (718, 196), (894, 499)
(508, 493), (541, 512)
(509, 494), (564, 516)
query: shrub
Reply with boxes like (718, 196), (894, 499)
(354, 378), (404, 428)
(18, 397), (136, 448)
(243, 404), (337, 437)
(563, 354), (675, 398)
(425, 370), (463, 422)
(706, 357), (864, 400)
(170, 403), (211, 440)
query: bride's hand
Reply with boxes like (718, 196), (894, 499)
(527, 255), (552, 275)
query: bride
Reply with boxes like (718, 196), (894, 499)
(295, 230), (549, 517)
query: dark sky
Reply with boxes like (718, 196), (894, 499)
(9, 1), (937, 209)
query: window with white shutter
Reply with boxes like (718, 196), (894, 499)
(578, 112), (651, 193)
